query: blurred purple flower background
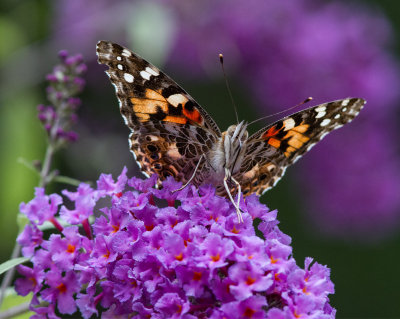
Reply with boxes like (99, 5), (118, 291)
(39, 50), (86, 144)
(53, 0), (400, 239)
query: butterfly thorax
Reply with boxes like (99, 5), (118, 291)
(207, 121), (249, 185)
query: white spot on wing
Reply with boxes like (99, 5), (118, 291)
(117, 56), (122, 61)
(342, 99), (350, 106)
(334, 114), (340, 119)
(320, 118), (331, 127)
(315, 105), (327, 119)
(319, 132), (329, 140)
(122, 49), (131, 57)
(306, 143), (316, 152)
(140, 70), (151, 81)
(147, 135), (160, 142)
(142, 171), (150, 178)
(283, 118), (295, 130)
(110, 81), (121, 98)
(124, 73), (134, 83)
(145, 67), (159, 76)
(167, 94), (189, 107)
(272, 167), (287, 186)
(342, 107), (348, 112)
(315, 111), (326, 118)
(261, 187), (270, 195)
(117, 64), (123, 70)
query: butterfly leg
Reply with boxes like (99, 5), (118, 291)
(223, 172), (244, 223)
(172, 155), (204, 193)
(231, 176), (242, 218)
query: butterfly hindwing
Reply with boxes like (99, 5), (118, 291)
(236, 98), (366, 196)
(96, 40), (220, 183)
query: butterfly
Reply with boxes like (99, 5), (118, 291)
(96, 40), (365, 222)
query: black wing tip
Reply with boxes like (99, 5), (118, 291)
(349, 97), (367, 112)
(96, 41), (124, 66)
(96, 40), (112, 54)
(346, 97), (366, 106)
(96, 40), (111, 65)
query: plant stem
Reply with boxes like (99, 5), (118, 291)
(38, 143), (55, 188)
(39, 112), (61, 188)
(0, 120), (59, 307)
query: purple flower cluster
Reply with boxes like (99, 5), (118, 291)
(38, 50), (86, 143)
(16, 169), (335, 318)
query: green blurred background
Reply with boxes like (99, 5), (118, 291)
(1, 0), (400, 317)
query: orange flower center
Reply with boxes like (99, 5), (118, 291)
(66, 244), (75, 253)
(193, 272), (202, 281)
(244, 307), (256, 318)
(57, 283), (67, 293)
(175, 253), (183, 261)
(246, 276), (256, 285)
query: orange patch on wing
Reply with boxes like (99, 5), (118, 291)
(144, 88), (165, 102)
(291, 123), (309, 133)
(131, 89), (169, 115)
(164, 115), (187, 124)
(182, 106), (203, 124)
(284, 146), (297, 158)
(131, 98), (168, 114)
(262, 125), (282, 139)
(267, 137), (281, 148)
(284, 129), (310, 150)
(135, 113), (150, 121)
(288, 137), (305, 149)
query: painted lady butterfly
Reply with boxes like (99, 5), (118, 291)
(97, 41), (365, 222)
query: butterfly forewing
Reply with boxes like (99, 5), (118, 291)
(235, 98), (366, 196)
(96, 41), (220, 184)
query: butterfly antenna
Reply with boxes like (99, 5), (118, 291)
(248, 97), (313, 126)
(219, 54), (240, 124)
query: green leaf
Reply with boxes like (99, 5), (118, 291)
(52, 175), (85, 187)
(17, 157), (40, 175)
(0, 289), (33, 318)
(0, 257), (29, 275)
